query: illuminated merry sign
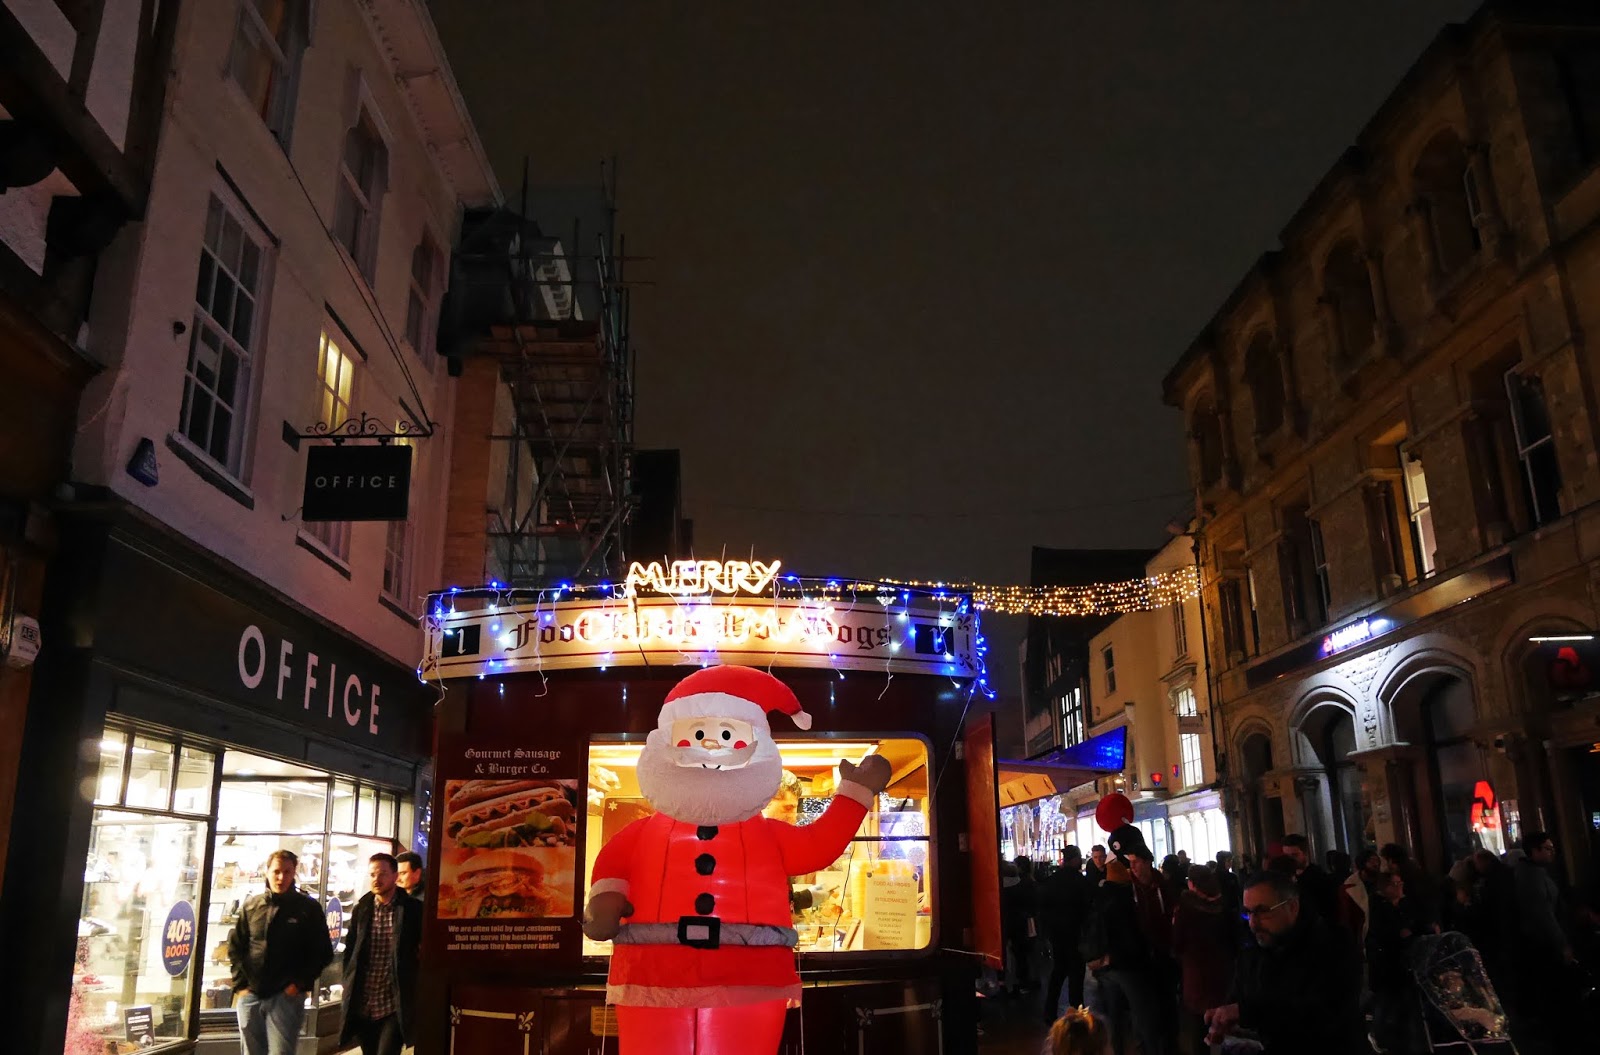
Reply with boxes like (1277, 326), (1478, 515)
(625, 559), (782, 597)
(1320, 617), (1392, 658)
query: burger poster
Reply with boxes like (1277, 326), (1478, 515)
(433, 740), (582, 957)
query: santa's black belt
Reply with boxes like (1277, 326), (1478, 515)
(614, 919), (798, 950)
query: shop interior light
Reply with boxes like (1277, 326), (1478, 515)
(587, 742), (882, 766)
(1529, 634), (1596, 643)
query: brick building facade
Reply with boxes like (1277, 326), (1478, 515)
(1163, 2), (1600, 888)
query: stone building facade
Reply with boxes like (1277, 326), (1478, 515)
(1163, 2), (1600, 887)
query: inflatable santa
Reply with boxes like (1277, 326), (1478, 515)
(582, 665), (891, 1055)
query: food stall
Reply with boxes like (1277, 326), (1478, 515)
(411, 559), (1004, 1055)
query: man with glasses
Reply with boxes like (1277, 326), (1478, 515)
(1203, 871), (1362, 1055)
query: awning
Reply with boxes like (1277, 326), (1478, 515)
(997, 727), (1127, 808)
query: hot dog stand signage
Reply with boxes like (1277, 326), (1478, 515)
(424, 558), (979, 681)
(433, 739), (581, 957)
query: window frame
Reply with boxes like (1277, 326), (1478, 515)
(300, 329), (359, 563)
(1308, 518), (1333, 620)
(1173, 685), (1198, 719)
(1398, 444), (1438, 578)
(1102, 644), (1116, 695)
(227, 0), (308, 144)
(1060, 686), (1085, 749)
(380, 432), (417, 611)
(405, 232), (443, 358)
(333, 108), (389, 283)
(1171, 600), (1188, 660)
(179, 188), (272, 481)
(1179, 731), (1204, 788)
(1503, 367), (1563, 527)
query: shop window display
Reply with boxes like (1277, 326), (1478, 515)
(583, 738), (933, 957)
(197, 750), (406, 1023)
(74, 729), (210, 1054)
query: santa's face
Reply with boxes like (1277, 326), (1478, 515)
(637, 723), (782, 826)
(669, 716), (758, 771)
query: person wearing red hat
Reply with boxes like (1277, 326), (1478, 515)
(582, 666), (891, 1055)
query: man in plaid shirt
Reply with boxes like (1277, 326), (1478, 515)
(340, 853), (422, 1055)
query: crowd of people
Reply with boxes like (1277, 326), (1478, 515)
(998, 831), (1598, 1055)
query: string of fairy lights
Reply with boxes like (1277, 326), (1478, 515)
(426, 564), (1200, 622)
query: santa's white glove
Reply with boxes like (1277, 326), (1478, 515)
(583, 890), (633, 941)
(839, 754), (891, 795)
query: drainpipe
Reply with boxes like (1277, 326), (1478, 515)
(1191, 528), (1230, 836)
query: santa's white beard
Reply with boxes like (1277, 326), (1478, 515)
(635, 729), (783, 826)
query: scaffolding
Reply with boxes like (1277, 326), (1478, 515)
(442, 172), (635, 586)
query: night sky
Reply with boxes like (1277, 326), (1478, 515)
(431, 1), (1478, 693)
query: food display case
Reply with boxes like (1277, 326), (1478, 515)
(412, 559), (1004, 1055)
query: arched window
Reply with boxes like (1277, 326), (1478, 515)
(1243, 334), (1285, 437)
(1413, 130), (1482, 278)
(1419, 676), (1492, 862)
(1323, 241), (1376, 363)
(1193, 403), (1225, 489)
(1301, 706), (1366, 853)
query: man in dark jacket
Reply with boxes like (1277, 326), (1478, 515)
(396, 850), (426, 904)
(228, 849), (334, 1055)
(1204, 871), (1364, 1055)
(1088, 858), (1174, 1055)
(1038, 845), (1093, 1024)
(1085, 844), (1107, 888)
(1281, 834), (1337, 923)
(1511, 831), (1579, 1051)
(340, 853), (423, 1055)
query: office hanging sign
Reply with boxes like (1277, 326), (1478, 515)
(302, 444), (412, 521)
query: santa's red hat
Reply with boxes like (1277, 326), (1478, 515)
(659, 665), (812, 733)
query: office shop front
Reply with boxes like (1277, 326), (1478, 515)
(1, 512), (432, 1055)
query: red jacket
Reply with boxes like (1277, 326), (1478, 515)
(590, 783), (870, 1007)
(1171, 890), (1236, 1012)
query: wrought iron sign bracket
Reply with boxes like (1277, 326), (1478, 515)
(286, 411), (434, 448)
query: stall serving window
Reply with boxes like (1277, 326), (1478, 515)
(584, 738), (933, 957)
(74, 727), (213, 1053)
(198, 751), (412, 1023)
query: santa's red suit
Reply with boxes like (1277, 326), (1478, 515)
(584, 666), (883, 1055)
(592, 785), (871, 1006)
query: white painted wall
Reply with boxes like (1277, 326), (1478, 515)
(72, 0), (493, 666)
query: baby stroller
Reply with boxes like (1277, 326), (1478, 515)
(1407, 932), (1516, 1053)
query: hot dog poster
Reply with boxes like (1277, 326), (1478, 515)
(432, 740), (582, 957)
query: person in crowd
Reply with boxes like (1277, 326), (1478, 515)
(339, 853), (423, 1055)
(1335, 847), (1380, 947)
(1381, 842), (1438, 930)
(1002, 856), (1040, 995)
(1511, 831), (1580, 1052)
(1203, 871), (1364, 1055)
(1039, 845), (1094, 1025)
(1046, 1005), (1112, 1055)
(1085, 844), (1108, 888)
(1281, 834), (1337, 922)
(395, 851), (425, 903)
(1171, 865), (1235, 1055)
(1084, 858), (1173, 1055)
(1366, 869), (1424, 1055)
(1160, 854), (1187, 894)
(228, 849), (334, 1055)
(1325, 849), (1352, 888)
(1128, 849), (1173, 961)
(1214, 850), (1242, 919)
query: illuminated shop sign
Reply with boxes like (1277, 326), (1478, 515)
(1319, 617), (1393, 658)
(426, 595), (978, 680)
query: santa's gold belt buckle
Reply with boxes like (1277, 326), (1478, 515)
(677, 915), (721, 950)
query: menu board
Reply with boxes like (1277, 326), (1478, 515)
(432, 737), (581, 958)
